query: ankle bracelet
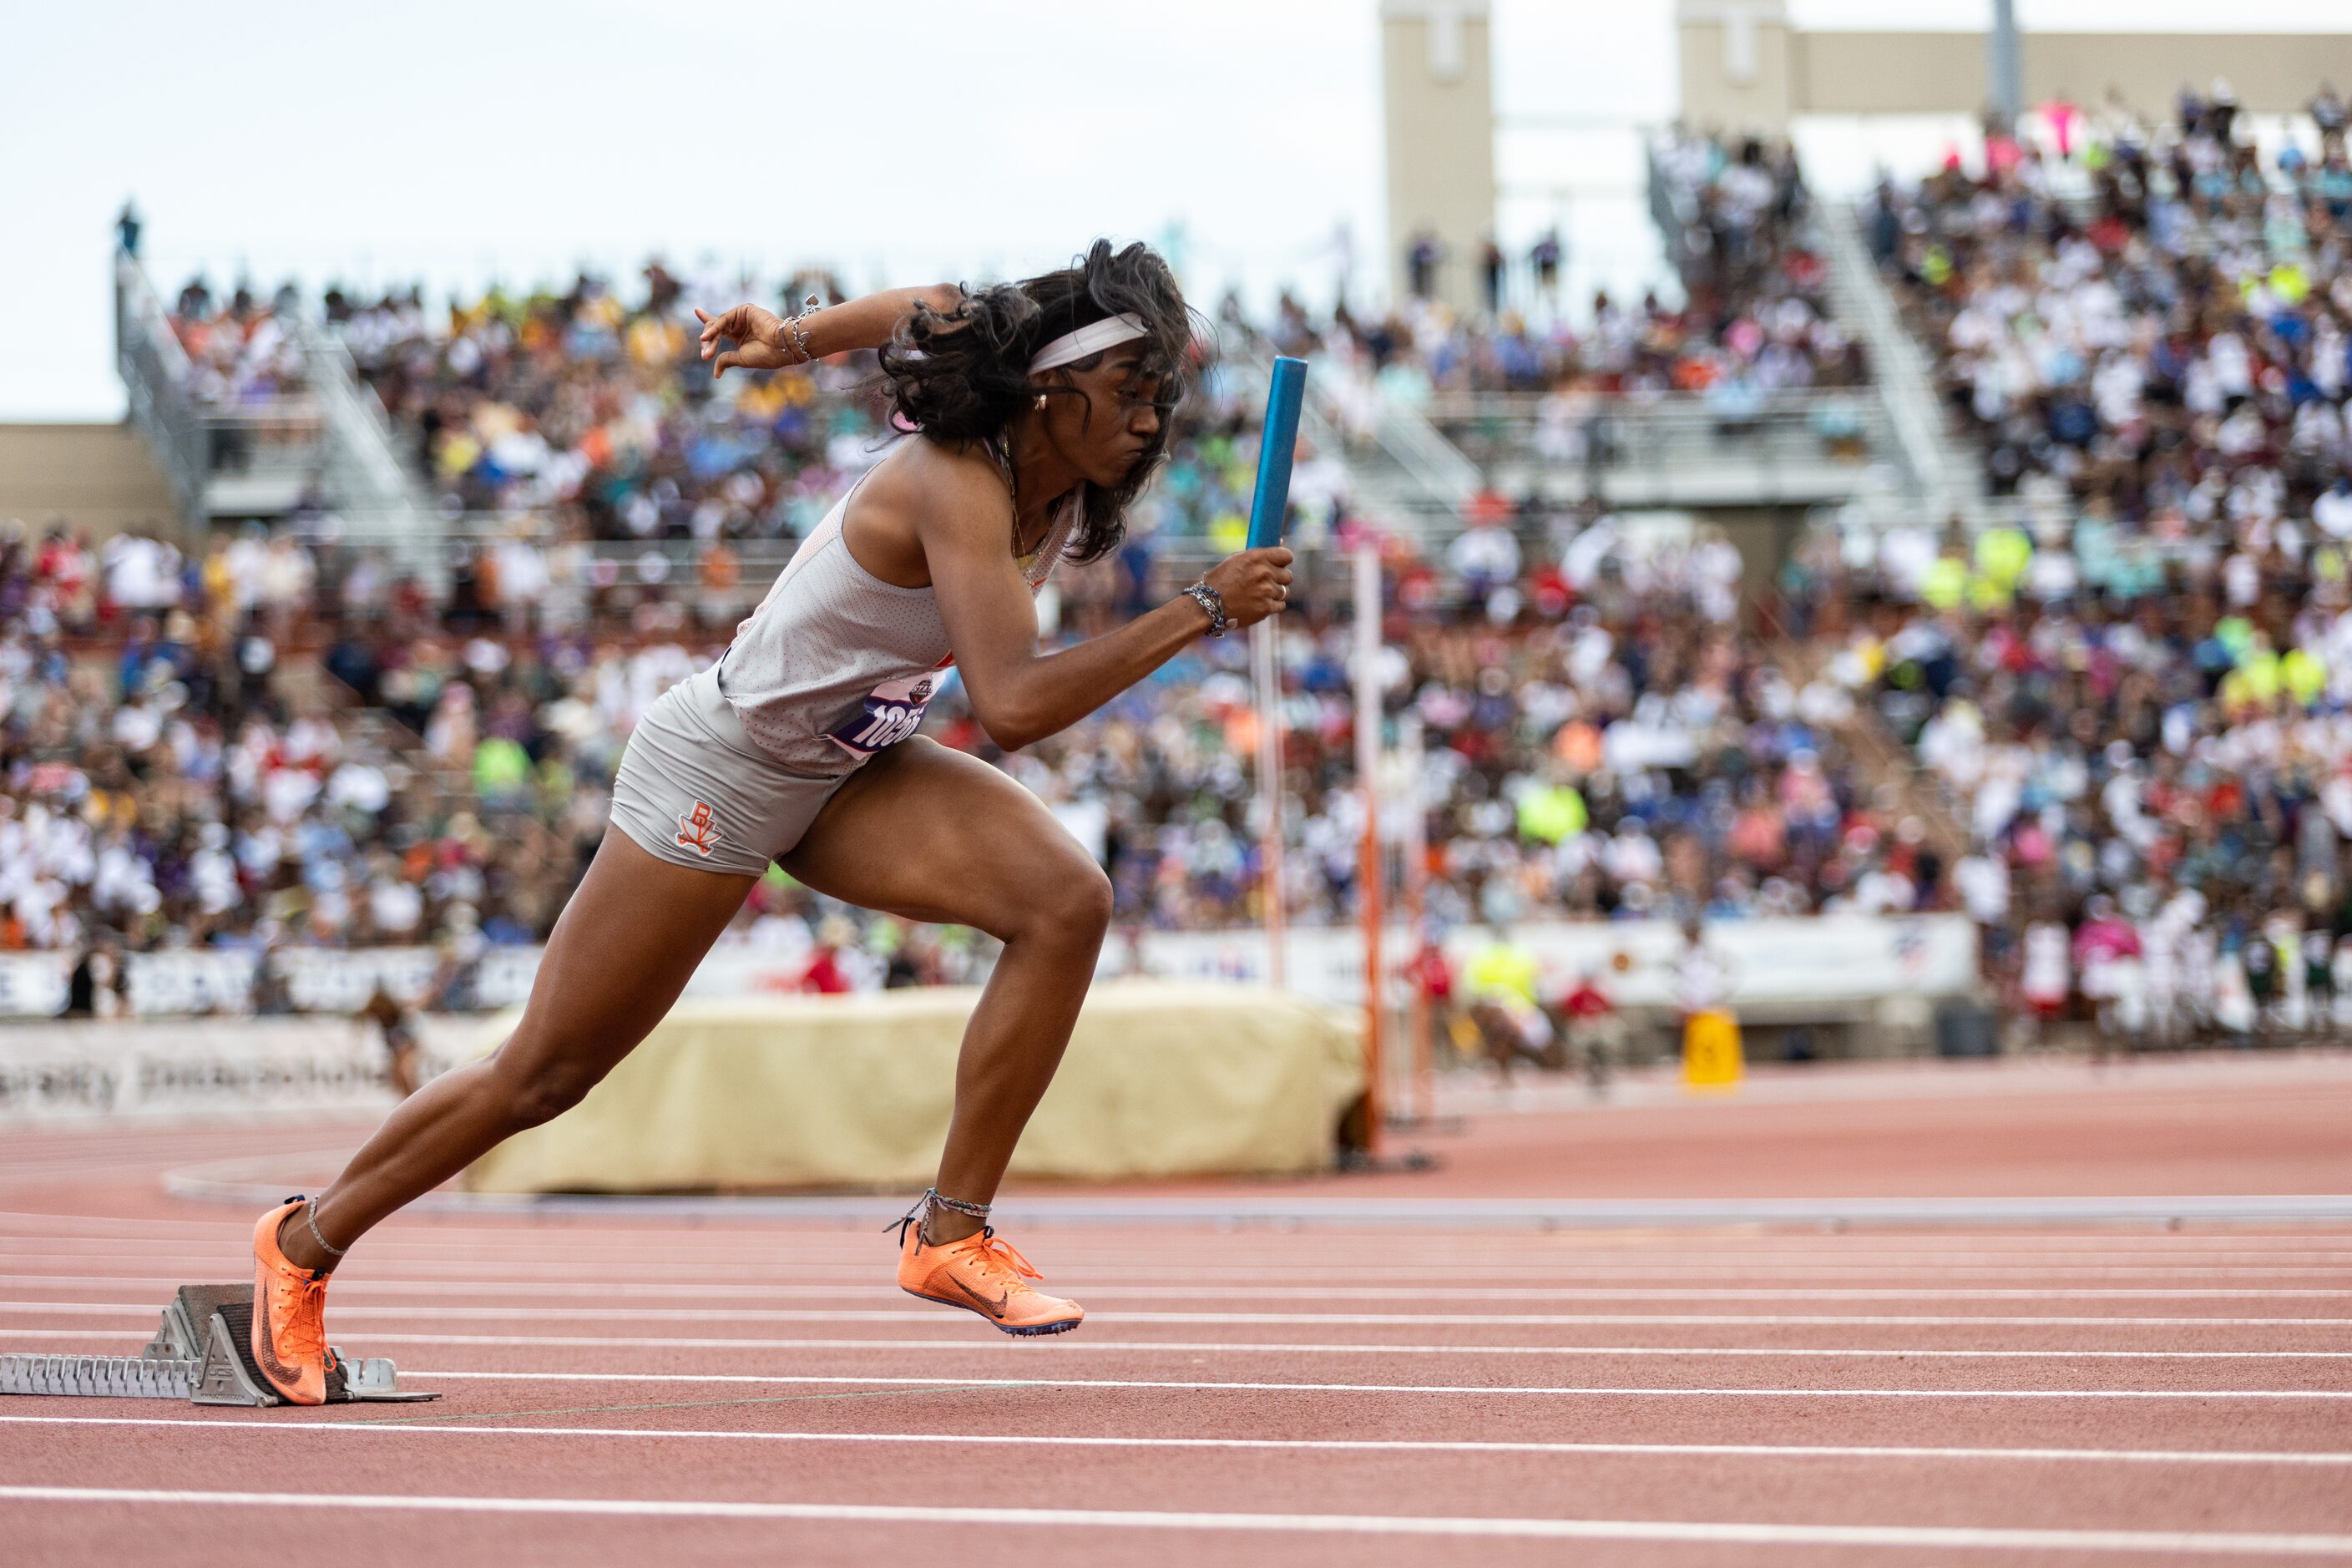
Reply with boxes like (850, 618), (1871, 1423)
(923, 1189), (992, 1220)
(300, 1196), (348, 1259)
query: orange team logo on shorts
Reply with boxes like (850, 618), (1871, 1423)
(675, 800), (722, 857)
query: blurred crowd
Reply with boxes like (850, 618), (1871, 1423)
(1008, 524), (1892, 935)
(1869, 86), (2350, 509)
(1341, 132), (1860, 402)
(323, 264), (1329, 564)
(1, 498), (1903, 985)
(166, 277), (307, 409)
(0, 129), (1913, 994)
(1243, 138), (1860, 443)
(32, 103), (2352, 1055)
(0, 515), (600, 962)
(1823, 84), (2352, 1042)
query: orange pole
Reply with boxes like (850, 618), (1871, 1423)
(1360, 814), (1384, 1153)
(1399, 713), (1433, 1125)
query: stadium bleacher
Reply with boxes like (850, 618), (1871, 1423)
(10, 103), (2352, 1055)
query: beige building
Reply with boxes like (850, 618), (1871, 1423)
(0, 423), (175, 540)
(1678, 0), (2352, 134)
(1380, 0), (1497, 317)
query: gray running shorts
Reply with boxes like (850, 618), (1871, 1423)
(607, 664), (853, 877)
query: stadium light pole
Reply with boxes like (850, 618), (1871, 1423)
(1989, 0), (2024, 134)
(1252, 617), (1287, 989)
(1353, 539), (1385, 1155)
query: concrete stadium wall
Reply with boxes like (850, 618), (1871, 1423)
(0, 422), (176, 540)
(1383, 0), (1498, 316)
(1680, 13), (2352, 134)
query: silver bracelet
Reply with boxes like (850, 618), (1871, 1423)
(1182, 581), (1229, 638)
(301, 1196), (347, 1259)
(785, 293), (819, 363)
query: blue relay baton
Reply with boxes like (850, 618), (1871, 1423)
(1247, 356), (1308, 551)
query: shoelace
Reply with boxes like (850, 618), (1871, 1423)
(275, 1272), (332, 1364)
(953, 1227), (1043, 1289)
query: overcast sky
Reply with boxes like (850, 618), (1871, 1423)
(7, 0), (2346, 420)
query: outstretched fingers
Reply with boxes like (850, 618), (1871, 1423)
(696, 306), (734, 368)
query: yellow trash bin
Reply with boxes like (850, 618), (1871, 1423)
(1682, 1009), (1743, 1090)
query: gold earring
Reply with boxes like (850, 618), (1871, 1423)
(1034, 393), (1047, 412)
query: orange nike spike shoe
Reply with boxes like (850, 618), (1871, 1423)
(250, 1197), (337, 1404)
(895, 1215), (1085, 1337)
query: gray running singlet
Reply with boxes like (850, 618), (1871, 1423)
(717, 462), (1080, 777)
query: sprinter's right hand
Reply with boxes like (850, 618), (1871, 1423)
(1205, 547), (1294, 629)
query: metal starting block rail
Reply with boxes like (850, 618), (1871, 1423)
(0, 1283), (437, 1405)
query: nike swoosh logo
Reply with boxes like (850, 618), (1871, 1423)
(946, 1277), (1009, 1316)
(253, 1297), (299, 1381)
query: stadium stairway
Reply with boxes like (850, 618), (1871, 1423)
(114, 247), (441, 573)
(1770, 632), (1971, 867)
(1816, 202), (1992, 534)
(1236, 342), (1478, 549)
(294, 655), (479, 823)
(290, 316), (446, 587)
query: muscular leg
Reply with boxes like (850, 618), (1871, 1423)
(280, 832), (756, 1271)
(781, 737), (1112, 1243)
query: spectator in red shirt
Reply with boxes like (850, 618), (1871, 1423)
(1556, 967), (1624, 1095)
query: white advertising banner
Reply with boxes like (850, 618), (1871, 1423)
(0, 915), (1974, 1024)
(0, 946), (547, 1021)
(1115, 914), (1977, 1013)
(0, 1017), (477, 1125)
(0, 954), (70, 1019)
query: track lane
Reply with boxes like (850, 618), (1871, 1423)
(4, 1436), (2352, 1539)
(6, 1078), (2352, 1566)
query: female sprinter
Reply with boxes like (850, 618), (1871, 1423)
(246, 241), (1292, 1400)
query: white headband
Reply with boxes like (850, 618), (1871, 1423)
(1028, 312), (1149, 374)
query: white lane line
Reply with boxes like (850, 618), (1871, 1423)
(4, 1326), (2345, 1361)
(5, 1212), (2351, 1250)
(13, 1302), (2350, 1328)
(8, 1300), (2352, 1329)
(15, 1226), (2352, 1248)
(15, 1231), (2352, 1259)
(11, 1251), (2351, 1279)
(1, 1485), (2345, 1554)
(402, 1369), (2352, 1399)
(17, 1274), (2352, 1302)
(4, 1335), (2333, 1363)
(4, 1237), (2350, 1268)
(8, 1276), (2350, 1302)
(5, 1414), (2350, 1468)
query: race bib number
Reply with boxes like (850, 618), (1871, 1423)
(824, 665), (948, 759)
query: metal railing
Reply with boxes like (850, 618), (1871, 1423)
(1232, 342), (1475, 543)
(114, 250), (331, 529)
(1637, 138), (1993, 528)
(315, 508), (1314, 624)
(293, 319), (444, 584)
(1817, 202), (1987, 529)
(114, 252), (209, 525)
(1419, 387), (1902, 512)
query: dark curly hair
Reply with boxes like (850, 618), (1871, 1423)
(877, 240), (1200, 563)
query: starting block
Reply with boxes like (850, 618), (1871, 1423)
(0, 1283), (437, 1406)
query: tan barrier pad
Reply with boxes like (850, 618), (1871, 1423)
(463, 979), (1363, 1193)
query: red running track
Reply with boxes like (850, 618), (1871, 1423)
(3, 1053), (2352, 1565)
